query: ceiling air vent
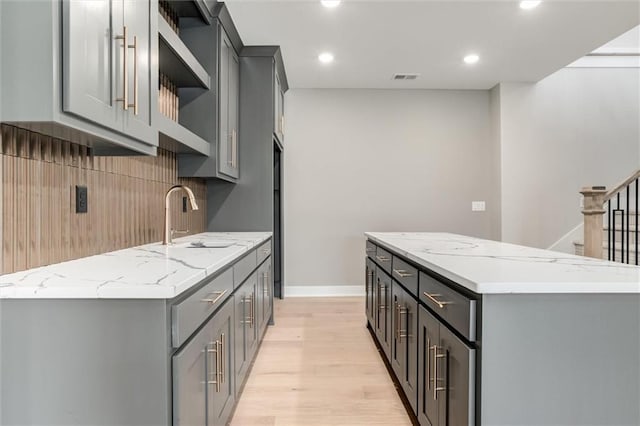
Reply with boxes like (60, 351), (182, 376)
(393, 73), (420, 81)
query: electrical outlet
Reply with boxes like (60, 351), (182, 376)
(76, 186), (88, 213)
(471, 201), (486, 212)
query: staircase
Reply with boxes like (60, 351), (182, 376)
(577, 170), (640, 265)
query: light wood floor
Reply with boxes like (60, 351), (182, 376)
(229, 297), (412, 426)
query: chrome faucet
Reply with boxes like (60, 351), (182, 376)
(163, 185), (199, 245)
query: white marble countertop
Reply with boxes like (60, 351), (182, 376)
(0, 232), (271, 299)
(366, 232), (640, 294)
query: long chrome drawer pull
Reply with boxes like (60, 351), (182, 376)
(393, 268), (414, 278)
(201, 290), (228, 305)
(220, 333), (225, 384)
(206, 341), (220, 392)
(423, 292), (451, 309)
(376, 255), (390, 262)
(114, 26), (128, 110)
(432, 345), (446, 400)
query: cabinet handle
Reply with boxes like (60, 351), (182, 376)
(250, 293), (255, 328)
(395, 302), (400, 339)
(427, 338), (432, 390)
(377, 285), (387, 311)
(114, 26), (129, 110)
(242, 296), (252, 326)
(220, 333), (225, 384)
(423, 292), (451, 309)
(393, 268), (414, 278)
(398, 305), (407, 341)
(128, 35), (138, 115)
(201, 289), (227, 305)
(366, 247), (376, 253)
(232, 130), (238, 168)
(206, 341), (220, 393)
(376, 255), (390, 262)
(263, 272), (270, 296)
(262, 248), (270, 254)
(431, 344), (446, 400)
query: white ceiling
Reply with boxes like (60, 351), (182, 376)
(225, 0), (640, 89)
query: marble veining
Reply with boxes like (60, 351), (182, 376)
(365, 232), (640, 294)
(0, 232), (271, 299)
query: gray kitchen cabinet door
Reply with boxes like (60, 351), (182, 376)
(365, 258), (376, 327)
(245, 274), (259, 360)
(401, 291), (418, 415)
(172, 309), (210, 426)
(439, 324), (475, 426)
(122, 0), (153, 142)
(208, 299), (235, 426)
(234, 285), (248, 397)
(62, 0), (121, 132)
(274, 68), (284, 142)
(418, 306), (442, 426)
(227, 48), (240, 179)
(376, 267), (392, 360)
(258, 258), (272, 333)
(217, 29), (234, 178)
(234, 274), (258, 396)
(390, 280), (403, 378)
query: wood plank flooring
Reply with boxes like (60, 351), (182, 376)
(230, 297), (412, 426)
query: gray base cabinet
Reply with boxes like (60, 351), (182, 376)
(367, 239), (476, 426)
(0, 240), (274, 426)
(367, 238), (640, 426)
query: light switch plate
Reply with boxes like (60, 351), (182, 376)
(472, 201), (486, 212)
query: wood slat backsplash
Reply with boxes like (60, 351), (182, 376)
(0, 124), (207, 275)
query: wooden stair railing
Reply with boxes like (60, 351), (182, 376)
(581, 169), (640, 263)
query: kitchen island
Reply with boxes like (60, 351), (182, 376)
(0, 232), (274, 426)
(365, 232), (640, 426)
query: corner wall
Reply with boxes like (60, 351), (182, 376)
(498, 67), (640, 249)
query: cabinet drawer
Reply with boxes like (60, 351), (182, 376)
(365, 240), (377, 259)
(391, 256), (418, 296)
(172, 268), (233, 348)
(257, 240), (272, 265)
(234, 251), (257, 288)
(419, 272), (477, 342)
(375, 246), (393, 274)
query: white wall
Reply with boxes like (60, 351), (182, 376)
(284, 89), (496, 292)
(498, 67), (640, 249)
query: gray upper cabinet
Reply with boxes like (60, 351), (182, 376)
(274, 68), (285, 142)
(218, 29), (240, 179)
(0, 0), (157, 155)
(177, 4), (243, 182)
(63, 0), (153, 145)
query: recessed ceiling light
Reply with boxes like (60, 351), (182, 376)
(318, 52), (334, 64)
(520, 1), (541, 10)
(321, 0), (341, 8)
(464, 54), (480, 65)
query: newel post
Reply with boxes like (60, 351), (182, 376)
(580, 187), (607, 259)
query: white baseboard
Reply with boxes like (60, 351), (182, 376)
(285, 285), (365, 298)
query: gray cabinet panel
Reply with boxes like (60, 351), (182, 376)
(233, 274), (257, 396)
(62, 0), (121, 132)
(257, 257), (272, 332)
(440, 324), (475, 426)
(401, 291), (418, 415)
(209, 299), (235, 425)
(122, 0), (154, 142)
(227, 48), (240, 178)
(391, 280), (403, 378)
(418, 305), (441, 426)
(218, 29), (231, 176)
(365, 258), (376, 327)
(375, 267), (392, 360)
(233, 250), (257, 288)
(172, 315), (208, 426)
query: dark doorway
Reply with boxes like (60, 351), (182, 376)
(274, 139), (283, 299)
